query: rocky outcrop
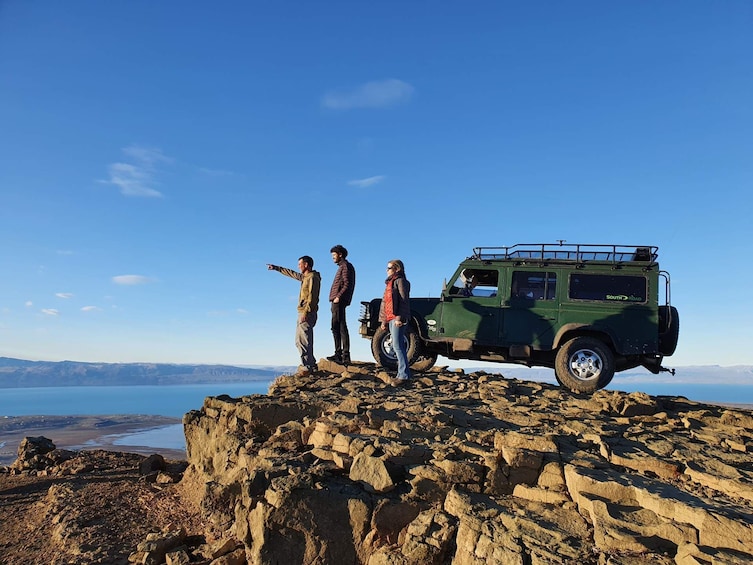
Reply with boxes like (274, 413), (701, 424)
(8, 435), (77, 474)
(181, 361), (753, 564)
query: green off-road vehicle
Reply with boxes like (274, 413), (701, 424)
(359, 243), (679, 394)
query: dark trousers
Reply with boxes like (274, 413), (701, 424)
(331, 302), (350, 358)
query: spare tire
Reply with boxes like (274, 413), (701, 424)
(658, 305), (680, 356)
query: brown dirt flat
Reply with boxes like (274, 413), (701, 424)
(0, 416), (200, 563)
(0, 450), (206, 564)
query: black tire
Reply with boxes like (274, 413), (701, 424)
(658, 306), (680, 356)
(371, 325), (419, 370)
(554, 337), (615, 394)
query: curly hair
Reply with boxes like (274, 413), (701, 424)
(330, 245), (348, 258)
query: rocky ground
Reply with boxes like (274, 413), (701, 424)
(187, 360), (753, 564)
(1, 361), (752, 564)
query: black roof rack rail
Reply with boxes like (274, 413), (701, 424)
(471, 243), (658, 264)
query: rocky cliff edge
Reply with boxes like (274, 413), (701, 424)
(180, 360), (753, 564)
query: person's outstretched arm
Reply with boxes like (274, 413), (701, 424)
(267, 264), (303, 281)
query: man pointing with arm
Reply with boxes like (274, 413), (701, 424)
(267, 255), (321, 377)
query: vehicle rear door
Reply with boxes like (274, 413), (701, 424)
(502, 270), (559, 350)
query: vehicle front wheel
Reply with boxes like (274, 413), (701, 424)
(554, 337), (615, 394)
(371, 325), (419, 370)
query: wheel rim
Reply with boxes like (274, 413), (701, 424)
(567, 348), (603, 381)
(381, 334), (408, 361)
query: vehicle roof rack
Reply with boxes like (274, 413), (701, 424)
(471, 243), (658, 264)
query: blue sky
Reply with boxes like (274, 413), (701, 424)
(1, 1), (751, 370)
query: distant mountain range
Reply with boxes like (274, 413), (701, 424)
(1, 357), (751, 387)
(0, 357), (289, 388)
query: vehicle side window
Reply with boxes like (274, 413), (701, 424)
(511, 271), (557, 300)
(449, 268), (498, 297)
(569, 274), (647, 302)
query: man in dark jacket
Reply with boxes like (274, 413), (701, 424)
(327, 244), (356, 364)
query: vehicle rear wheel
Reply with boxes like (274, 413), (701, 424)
(371, 325), (419, 370)
(555, 337), (615, 394)
(658, 306), (680, 356)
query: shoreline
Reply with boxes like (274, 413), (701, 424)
(0, 414), (186, 465)
(713, 402), (753, 410)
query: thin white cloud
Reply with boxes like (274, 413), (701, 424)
(112, 275), (154, 285)
(348, 175), (386, 188)
(322, 79), (414, 110)
(41, 309), (59, 316)
(237, 308), (249, 315)
(122, 145), (173, 167)
(25, 301), (33, 307)
(55, 292), (74, 299)
(107, 163), (162, 197)
(81, 306), (102, 312)
(101, 145), (171, 198)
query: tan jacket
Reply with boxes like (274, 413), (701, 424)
(274, 266), (321, 315)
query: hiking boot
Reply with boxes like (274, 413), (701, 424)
(326, 354), (342, 363)
(341, 353), (351, 364)
(389, 377), (410, 387)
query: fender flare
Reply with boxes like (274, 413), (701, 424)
(553, 323), (618, 352)
(410, 312), (431, 341)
